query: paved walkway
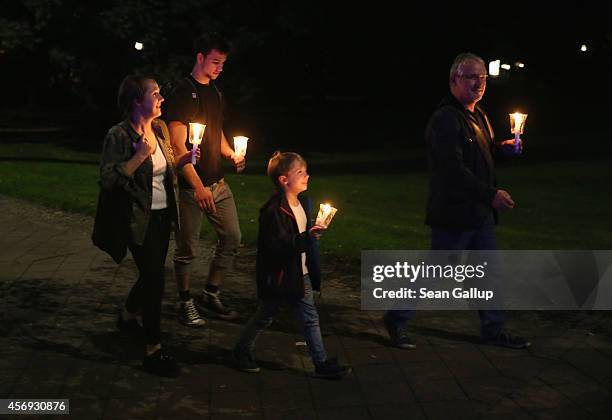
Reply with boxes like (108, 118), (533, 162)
(1, 194), (612, 419)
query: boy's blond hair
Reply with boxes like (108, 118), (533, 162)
(267, 151), (307, 188)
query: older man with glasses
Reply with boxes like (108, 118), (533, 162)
(383, 53), (531, 350)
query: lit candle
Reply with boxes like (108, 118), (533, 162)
(509, 112), (527, 153)
(233, 136), (249, 158)
(316, 203), (338, 228)
(189, 123), (206, 165)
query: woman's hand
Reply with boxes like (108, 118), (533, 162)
(134, 131), (155, 161)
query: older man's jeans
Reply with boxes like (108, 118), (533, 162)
(236, 275), (327, 364)
(384, 215), (505, 340)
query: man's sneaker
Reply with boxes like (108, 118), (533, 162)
(383, 314), (417, 349)
(313, 358), (352, 379)
(143, 350), (180, 378)
(116, 310), (143, 336)
(233, 346), (261, 373)
(199, 289), (238, 320)
(483, 331), (531, 349)
(177, 299), (207, 327)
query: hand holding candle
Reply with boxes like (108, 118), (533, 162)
(189, 123), (206, 165)
(315, 203), (338, 228)
(509, 112), (527, 154)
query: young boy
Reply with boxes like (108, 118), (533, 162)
(233, 151), (351, 379)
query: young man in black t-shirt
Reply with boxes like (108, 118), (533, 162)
(165, 33), (246, 326)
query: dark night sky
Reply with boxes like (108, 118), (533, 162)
(2, 1), (610, 150)
(220, 2), (611, 149)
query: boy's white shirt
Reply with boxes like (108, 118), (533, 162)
(289, 201), (309, 276)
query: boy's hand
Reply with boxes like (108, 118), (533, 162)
(309, 224), (326, 240)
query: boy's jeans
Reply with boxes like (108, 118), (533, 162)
(236, 275), (327, 364)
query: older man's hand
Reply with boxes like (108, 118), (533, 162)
(492, 189), (515, 211)
(500, 138), (522, 155)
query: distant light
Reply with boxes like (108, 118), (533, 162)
(501, 63), (511, 70)
(488, 60), (500, 76)
(515, 62), (525, 69)
(134, 42), (144, 50)
(580, 44), (587, 52)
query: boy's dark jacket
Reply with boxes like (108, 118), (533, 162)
(256, 191), (321, 301)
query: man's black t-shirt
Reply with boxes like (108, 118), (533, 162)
(164, 75), (225, 187)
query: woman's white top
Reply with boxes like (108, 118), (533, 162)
(151, 141), (168, 210)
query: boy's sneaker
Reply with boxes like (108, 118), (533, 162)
(482, 331), (531, 349)
(233, 346), (261, 373)
(383, 314), (417, 349)
(199, 289), (238, 320)
(143, 350), (180, 378)
(177, 299), (207, 327)
(313, 358), (352, 379)
(116, 310), (143, 336)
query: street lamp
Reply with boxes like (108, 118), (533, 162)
(488, 60), (500, 77)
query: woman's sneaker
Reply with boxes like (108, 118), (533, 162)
(116, 310), (143, 336)
(143, 350), (180, 378)
(313, 358), (352, 379)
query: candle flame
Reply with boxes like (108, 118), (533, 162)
(509, 112), (527, 135)
(316, 202), (338, 228)
(189, 123), (206, 145)
(233, 136), (249, 157)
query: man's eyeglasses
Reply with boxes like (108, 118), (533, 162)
(459, 74), (488, 82)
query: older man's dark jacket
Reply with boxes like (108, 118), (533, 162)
(425, 95), (498, 230)
(256, 192), (321, 301)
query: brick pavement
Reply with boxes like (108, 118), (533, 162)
(1, 194), (612, 419)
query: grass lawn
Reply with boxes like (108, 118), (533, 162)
(1, 144), (611, 258)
